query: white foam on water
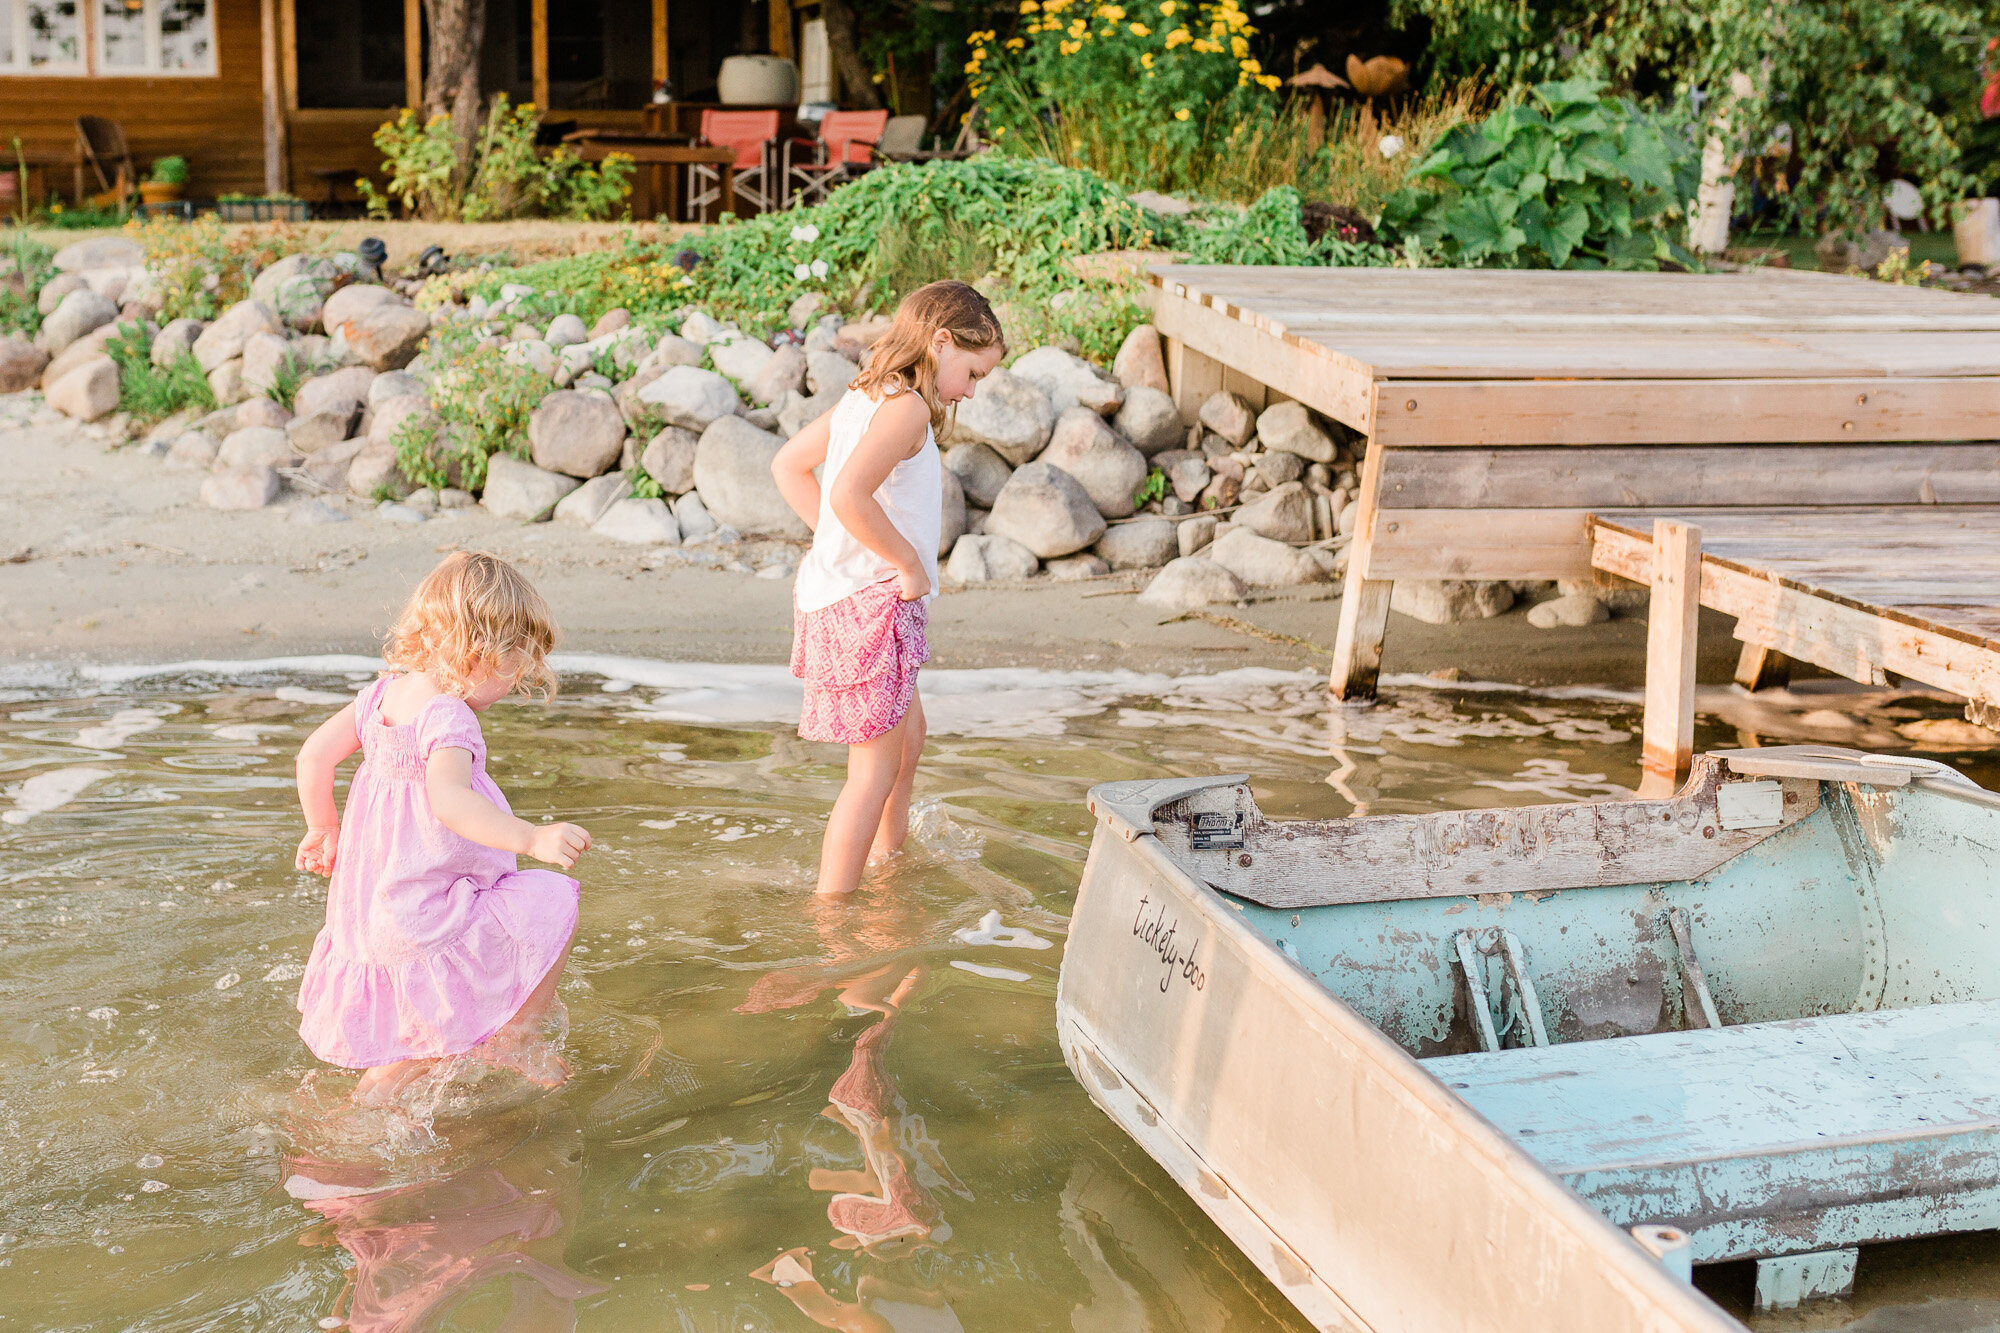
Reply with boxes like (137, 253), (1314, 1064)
(74, 707), (167, 751)
(274, 685), (356, 706)
(4, 766), (113, 824)
(950, 960), (1033, 983)
(952, 911), (1054, 951)
(211, 722), (291, 742)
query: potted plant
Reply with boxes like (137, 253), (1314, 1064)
(141, 156), (188, 205)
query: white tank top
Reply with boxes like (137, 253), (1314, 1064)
(793, 386), (941, 614)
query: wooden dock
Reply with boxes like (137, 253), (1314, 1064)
(1148, 265), (2000, 788)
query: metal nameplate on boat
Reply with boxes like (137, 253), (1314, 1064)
(1716, 779), (1784, 830)
(1190, 811), (1245, 851)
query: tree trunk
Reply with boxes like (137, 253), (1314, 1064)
(423, 0), (489, 185)
(820, 0), (881, 110)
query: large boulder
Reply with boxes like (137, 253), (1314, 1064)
(1390, 579), (1516, 624)
(366, 395), (431, 447)
(554, 471), (631, 527)
(709, 335), (774, 388)
(206, 358), (249, 406)
(192, 299), (282, 372)
(0, 335), (48, 392)
(286, 407), (357, 455)
(651, 331), (703, 368)
(692, 415), (809, 537)
(344, 302), (429, 370)
(201, 465), (281, 510)
(219, 425), (299, 470)
(250, 254), (339, 332)
(1206, 526), (1326, 587)
(1256, 400), (1337, 463)
(945, 366), (1055, 465)
(40, 320), (127, 389)
(942, 441), (1014, 509)
(777, 387), (841, 439)
(1198, 391), (1255, 447)
(321, 283), (398, 333)
(234, 396), (292, 430)
(1137, 556), (1247, 610)
(985, 461), (1106, 558)
(52, 235), (144, 273)
(1011, 346), (1124, 416)
(150, 318), (203, 368)
(944, 532), (1039, 585)
(592, 497), (682, 545)
(347, 440), (409, 498)
(1111, 323), (1170, 394)
(482, 453), (580, 519)
(939, 465), (967, 558)
(1527, 592), (1610, 629)
(295, 365), (377, 421)
(44, 357), (119, 421)
(301, 436), (366, 489)
(1114, 386), (1182, 456)
(673, 490), (718, 540)
(637, 365), (740, 431)
(1235, 481), (1314, 543)
(240, 331), (301, 397)
(1039, 408), (1148, 519)
(806, 349), (859, 396)
(749, 344), (807, 405)
(367, 370), (423, 407)
(38, 287), (119, 356)
(640, 425), (700, 494)
(37, 273), (85, 314)
(1095, 517), (1179, 570)
(166, 430), (221, 470)
(679, 310), (732, 345)
(528, 389), (627, 478)
(543, 313), (588, 348)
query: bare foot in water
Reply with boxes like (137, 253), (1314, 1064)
(352, 1058), (435, 1105)
(750, 1246), (818, 1289)
(477, 1026), (570, 1088)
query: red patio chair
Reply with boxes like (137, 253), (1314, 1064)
(783, 109), (890, 209)
(688, 109), (780, 221)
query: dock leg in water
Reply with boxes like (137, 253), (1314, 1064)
(1329, 441), (1391, 702)
(1640, 520), (1702, 798)
(1754, 1248), (1858, 1311)
(1734, 641), (1792, 692)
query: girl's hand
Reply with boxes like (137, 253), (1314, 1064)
(527, 821), (592, 870)
(296, 826), (339, 877)
(895, 566), (929, 601)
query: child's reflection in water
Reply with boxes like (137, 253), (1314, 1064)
(284, 1106), (605, 1332)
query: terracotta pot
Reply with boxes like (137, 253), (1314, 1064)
(140, 180), (184, 204)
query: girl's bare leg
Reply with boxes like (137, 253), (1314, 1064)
(816, 708), (917, 897)
(353, 1058), (436, 1103)
(750, 1247), (894, 1333)
(868, 695), (926, 862)
(483, 927), (577, 1086)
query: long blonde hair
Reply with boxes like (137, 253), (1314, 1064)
(383, 551), (559, 701)
(849, 280), (1005, 434)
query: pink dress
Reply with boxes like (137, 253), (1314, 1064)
(296, 676), (578, 1069)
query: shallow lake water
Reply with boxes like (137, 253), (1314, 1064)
(3, 656), (1998, 1332)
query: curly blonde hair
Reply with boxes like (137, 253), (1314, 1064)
(849, 280), (1005, 435)
(383, 552), (559, 701)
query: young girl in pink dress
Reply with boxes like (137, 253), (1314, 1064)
(292, 552), (591, 1101)
(772, 281), (1005, 898)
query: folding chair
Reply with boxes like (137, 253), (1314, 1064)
(873, 114), (926, 162)
(783, 109), (889, 208)
(687, 109), (779, 221)
(74, 116), (135, 213)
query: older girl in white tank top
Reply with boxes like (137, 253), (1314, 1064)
(770, 282), (1005, 898)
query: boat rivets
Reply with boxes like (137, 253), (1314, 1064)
(1856, 393), (1869, 405)
(1404, 399), (1417, 411)
(1702, 826), (1715, 838)
(1291, 914), (1301, 928)
(1387, 522), (1399, 533)
(1627, 973), (1640, 985)
(1842, 421), (1855, 431)
(1238, 853), (1253, 867)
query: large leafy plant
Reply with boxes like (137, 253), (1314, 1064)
(361, 96), (633, 222)
(1379, 78), (1700, 268)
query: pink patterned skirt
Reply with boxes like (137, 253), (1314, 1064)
(791, 580), (930, 745)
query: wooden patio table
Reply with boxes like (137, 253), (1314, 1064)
(560, 130), (735, 221)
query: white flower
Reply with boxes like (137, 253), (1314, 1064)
(793, 263), (812, 280)
(789, 223), (821, 243)
(1378, 134), (1405, 158)
(810, 259), (829, 279)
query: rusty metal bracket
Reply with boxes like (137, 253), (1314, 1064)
(1087, 775), (1251, 843)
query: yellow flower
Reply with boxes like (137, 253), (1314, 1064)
(1164, 25), (1190, 46)
(1129, 21), (1149, 35)
(1174, 107), (1191, 120)
(964, 59), (981, 72)
(1060, 38), (1082, 53)
(1068, 17), (1086, 35)
(1005, 36), (1024, 48)
(1096, 3), (1125, 19)
(1257, 74), (1281, 90)
(1239, 57), (1261, 73)
(1140, 51), (1154, 68)
(1158, 0), (1175, 12)
(1020, 0), (1038, 9)
(1231, 35), (1248, 57)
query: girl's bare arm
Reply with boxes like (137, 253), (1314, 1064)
(771, 410), (835, 530)
(296, 704), (360, 830)
(425, 748), (591, 870)
(828, 393), (931, 597)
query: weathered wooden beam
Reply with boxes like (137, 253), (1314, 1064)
(403, 0), (422, 110)
(1367, 508), (1594, 581)
(1734, 642), (1793, 692)
(1329, 440), (1393, 701)
(1162, 335), (1222, 425)
(1640, 519), (1703, 797)
(531, 0), (550, 111)
(259, 0), (288, 195)
(652, 0), (669, 85)
(1150, 286), (1375, 431)
(279, 0), (298, 114)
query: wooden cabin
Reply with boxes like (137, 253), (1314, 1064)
(0, 0), (793, 216)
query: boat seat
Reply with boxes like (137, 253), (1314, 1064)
(1422, 998), (2000, 1264)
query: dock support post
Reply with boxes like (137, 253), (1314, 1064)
(1734, 641), (1792, 692)
(1754, 1249), (1857, 1311)
(1164, 337), (1224, 425)
(1639, 520), (1702, 798)
(1329, 438), (1391, 701)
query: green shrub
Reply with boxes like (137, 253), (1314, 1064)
(1184, 186), (1396, 266)
(361, 96), (634, 223)
(105, 322), (217, 424)
(395, 324), (550, 491)
(128, 214), (305, 322)
(0, 234), (55, 337)
(148, 156), (189, 186)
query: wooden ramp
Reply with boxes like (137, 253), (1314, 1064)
(1147, 266), (2000, 780)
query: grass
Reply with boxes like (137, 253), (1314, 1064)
(104, 323), (216, 425)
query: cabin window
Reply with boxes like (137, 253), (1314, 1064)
(0, 0), (86, 72)
(95, 0), (214, 75)
(296, 0), (410, 108)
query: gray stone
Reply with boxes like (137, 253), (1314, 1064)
(346, 440), (409, 498)
(344, 302), (429, 370)
(709, 335), (775, 387)
(1112, 323), (1170, 393)
(1113, 386), (1183, 456)
(39, 321), (125, 389)
(640, 425), (700, 493)
(939, 465), (967, 558)
(1198, 391), (1255, 447)
(544, 313), (588, 348)
(944, 366), (1053, 465)
(321, 283), (398, 333)
(251, 254), (339, 331)
(191, 299), (282, 372)
(240, 332), (300, 397)
(692, 415), (808, 537)
(376, 500), (427, 525)
(1137, 556), (1247, 611)
(986, 461), (1106, 558)
(744, 405), (779, 431)
(166, 430), (220, 469)
(231, 396), (288, 431)
(652, 331), (703, 367)
(286, 408), (357, 454)
(294, 365), (375, 420)
(504, 338), (559, 378)
(149, 318), (203, 369)
(367, 370), (422, 407)
(777, 387), (841, 438)
(1256, 400), (1337, 463)
(589, 309), (630, 340)
(39, 288), (119, 356)
(806, 349), (859, 397)
(786, 292), (823, 330)
(1011, 346), (1124, 416)
(1390, 579), (1516, 625)
(943, 441), (1014, 509)
(1040, 408), (1148, 519)
(1527, 592), (1610, 628)
(1048, 553), (1111, 581)
(1558, 577), (1649, 614)
(592, 496), (682, 545)
(301, 436), (366, 489)
(1178, 512), (1218, 557)
(944, 532), (1040, 585)
(289, 497), (351, 525)
(672, 490), (718, 540)
(679, 310), (730, 345)
(206, 358), (249, 406)
(481, 453), (579, 519)
(219, 425), (298, 470)
(749, 344), (807, 405)
(1155, 450), (1211, 503)
(0, 335), (48, 392)
(1254, 449), (1307, 488)
(37, 272), (85, 313)
(367, 395), (431, 447)
(528, 389), (627, 478)
(1095, 517), (1179, 570)
(638, 365), (741, 431)
(45, 357), (119, 421)
(1235, 481), (1314, 543)
(1207, 526), (1326, 587)
(201, 464), (281, 510)
(52, 235), (144, 273)
(555, 470), (630, 526)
